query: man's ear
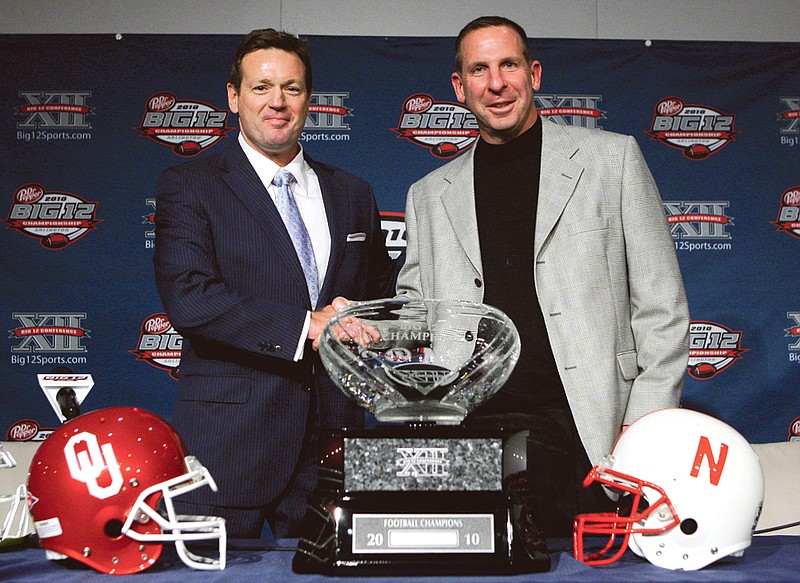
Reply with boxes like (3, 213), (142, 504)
(451, 72), (466, 103)
(227, 83), (240, 114)
(530, 60), (542, 92)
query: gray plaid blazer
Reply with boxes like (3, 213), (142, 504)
(396, 117), (690, 464)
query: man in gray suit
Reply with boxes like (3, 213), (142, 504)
(396, 16), (689, 536)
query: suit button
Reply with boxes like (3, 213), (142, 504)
(258, 342), (275, 352)
(274, 345), (282, 352)
(474, 278), (482, 288)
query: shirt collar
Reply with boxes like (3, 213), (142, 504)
(238, 132), (311, 197)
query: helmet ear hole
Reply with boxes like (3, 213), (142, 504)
(680, 518), (698, 535)
(104, 518), (125, 539)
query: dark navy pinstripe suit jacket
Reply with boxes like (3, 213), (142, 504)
(153, 140), (394, 507)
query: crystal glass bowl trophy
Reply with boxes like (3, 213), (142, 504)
(320, 297), (520, 425)
(293, 298), (550, 575)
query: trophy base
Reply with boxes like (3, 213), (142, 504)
(292, 427), (550, 575)
(292, 491), (549, 575)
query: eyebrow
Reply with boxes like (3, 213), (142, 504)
(251, 77), (304, 87)
(466, 55), (521, 68)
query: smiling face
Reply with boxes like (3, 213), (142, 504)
(227, 48), (309, 165)
(451, 25), (542, 145)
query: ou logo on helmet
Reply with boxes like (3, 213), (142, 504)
(64, 432), (124, 500)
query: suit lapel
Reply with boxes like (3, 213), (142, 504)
(219, 142), (308, 295)
(440, 147), (482, 274)
(536, 119), (584, 257)
(307, 156), (345, 305)
(436, 121), (585, 271)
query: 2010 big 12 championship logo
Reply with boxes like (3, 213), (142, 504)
(136, 92), (231, 156)
(648, 96), (739, 159)
(129, 313), (182, 380)
(771, 186), (800, 240)
(688, 320), (748, 379)
(392, 94), (479, 158)
(4, 183), (102, 249)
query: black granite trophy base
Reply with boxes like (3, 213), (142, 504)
(292, 426), (550, 575)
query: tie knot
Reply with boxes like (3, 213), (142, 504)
(272, 168), (294, 188)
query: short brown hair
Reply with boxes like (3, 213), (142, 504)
(228, 28), (313, 93)
(454, 16), (532, 72)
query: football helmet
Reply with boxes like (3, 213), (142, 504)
(573, 408), (764, 571)
(0, 444), (31, 547)
(27, 407), (226, 574)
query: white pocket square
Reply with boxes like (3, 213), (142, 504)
(346, 232), (366, 242)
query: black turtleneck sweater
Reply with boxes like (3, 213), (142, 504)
(473, 119), (568, 414)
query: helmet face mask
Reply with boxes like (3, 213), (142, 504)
(0, 447), (31, 547)
(573, 408), (764, 571)
(573, 458), (679, 566)
(120, 455), (226, 570)
(27, 407), (226, 574)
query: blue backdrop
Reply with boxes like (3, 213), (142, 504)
(2, 34), (798, 445)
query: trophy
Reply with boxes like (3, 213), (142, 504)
(293, 298), (550, 575)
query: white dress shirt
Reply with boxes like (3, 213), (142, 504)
(239, 132), (331, 360)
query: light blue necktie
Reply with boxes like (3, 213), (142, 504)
(272, 169), (319, 308)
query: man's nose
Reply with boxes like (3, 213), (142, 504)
(487, 67), (507, 92)
(267, 87), (286, 108)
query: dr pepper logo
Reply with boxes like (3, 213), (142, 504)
(129, 313), (182, 380)
(688, 320), (748, 380)
(4, 184), (102, 249)
(771, 186), (800, 240)
(648, 97), (739, 159)
(392, 93), (479, 158)
(136, 92), (230, 156)
(6, 419), (52, 442)
(790, 416), (800, 442)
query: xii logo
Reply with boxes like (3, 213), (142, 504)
(536, 94), (604, 129)
(664, 201), (733, 239)
(395, 447), (450, 477)
(10, 313), (89, 353)
(306, 92), (351, 130)
(787, 312), (800, 351)
(17, 91), (93, 129)
(778, 97), (800, 134)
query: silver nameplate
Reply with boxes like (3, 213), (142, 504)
(351, 513), (495, 554)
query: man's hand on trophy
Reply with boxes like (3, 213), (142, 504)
(330, 296), (352, 311)
(310, 297), (379, 350)
(335, 315), (381, 349)
(309, 297), (351, 349)
(310, 297), (381, 351)
(309, 305), (337, 349)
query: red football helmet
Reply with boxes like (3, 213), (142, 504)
(27, 407), (226, 574)
(573, 408), (764, 571)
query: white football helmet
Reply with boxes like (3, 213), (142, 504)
(573, 408), (764, 570)
(0, 444), (31, 547)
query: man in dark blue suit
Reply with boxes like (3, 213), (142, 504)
(153, 29), (396, 538)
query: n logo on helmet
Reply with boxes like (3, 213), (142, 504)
(64, 431), (124, 499)
(689, 435), (729, 486)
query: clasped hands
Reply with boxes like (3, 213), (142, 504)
(309, 296), (380, 350)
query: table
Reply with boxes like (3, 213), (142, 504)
(1, 536), (796, 582)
